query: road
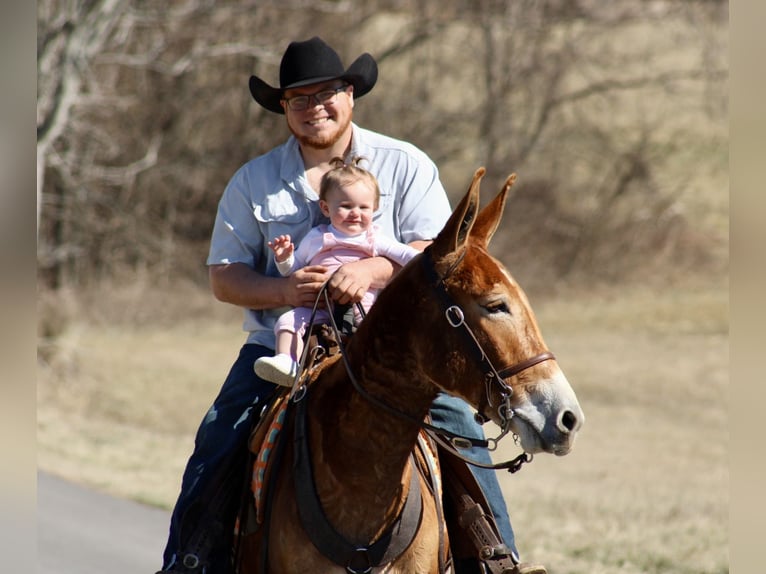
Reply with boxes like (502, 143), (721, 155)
(38, 471), (170, 574)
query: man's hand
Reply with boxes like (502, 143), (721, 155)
(327, 259), (384, 305)
(286, 265), (330, 307)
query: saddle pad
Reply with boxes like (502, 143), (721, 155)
(252, 396), (289, 523)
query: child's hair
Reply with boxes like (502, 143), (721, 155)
(319, 156), (380, 209)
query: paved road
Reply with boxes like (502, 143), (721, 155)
(38, 471), (170, 574)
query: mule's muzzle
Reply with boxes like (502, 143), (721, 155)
(509, 372), (585, 456)
(557, 408), (581, 434)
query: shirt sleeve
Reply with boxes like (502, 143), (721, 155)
(207, 166), (263, 267)
(355, 126), (453, 245)
(395, 155), (452, 244)
(373, 233), (422, 267)
(275, 253), (295, 276)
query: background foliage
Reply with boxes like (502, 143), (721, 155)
(37, 0), (728, 295)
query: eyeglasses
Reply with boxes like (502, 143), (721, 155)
(282, 85), (349, 112)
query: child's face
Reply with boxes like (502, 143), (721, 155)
(319, 179), (376, 235)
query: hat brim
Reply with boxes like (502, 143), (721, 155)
(249, 53), (378, 115)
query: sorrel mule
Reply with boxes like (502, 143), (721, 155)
(237, 168), (584, 573)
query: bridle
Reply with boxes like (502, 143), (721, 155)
(426, 248), (555, 431)
(292, 247), (555, 473)
(419, 248), (555, 469)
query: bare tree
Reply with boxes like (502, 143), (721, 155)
(37, 0), (369, 287)
(37, 0), (727, 292)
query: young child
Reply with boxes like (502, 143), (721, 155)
(254, 157), (421, 386)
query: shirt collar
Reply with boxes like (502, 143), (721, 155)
(280, 124), (367, 198)
(348, 123), (367, 160)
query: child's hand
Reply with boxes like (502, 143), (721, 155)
(267, 235), (294, 263)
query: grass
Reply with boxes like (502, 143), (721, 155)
(37, 273), (728, 573)
(489, 276), (728, 574)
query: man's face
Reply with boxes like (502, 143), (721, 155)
(282, 81), (354, 150)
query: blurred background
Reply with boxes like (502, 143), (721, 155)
(36, 0), (727, 298)
(36, 2), (728, 573)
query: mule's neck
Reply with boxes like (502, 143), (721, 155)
(309, 342), (434, 472)
(306, 323), (436, 540)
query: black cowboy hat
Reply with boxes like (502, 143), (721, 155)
(249, 37), (378, 114)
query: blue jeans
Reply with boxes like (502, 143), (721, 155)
(161, 345), (518, 571)
(430, 394), (519, 560)
(161, 344), (276, 572)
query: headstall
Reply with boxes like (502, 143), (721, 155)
(292, 248), (555, 472)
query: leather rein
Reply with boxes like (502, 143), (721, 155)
(294, 248), (554, 474)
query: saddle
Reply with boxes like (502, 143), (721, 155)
(235, 316), (520, 574)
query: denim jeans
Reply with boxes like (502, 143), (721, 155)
(430, 393), (519, 560)
(161, 345), (518, 571)
(161, 344), (276, 572)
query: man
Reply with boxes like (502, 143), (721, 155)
(157, 36), (545, 574)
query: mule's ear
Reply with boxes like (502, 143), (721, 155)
(470, 172), (516, 247)
(430, 167), (485, 260)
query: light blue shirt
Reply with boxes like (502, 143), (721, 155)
(207, 123), (452, 347)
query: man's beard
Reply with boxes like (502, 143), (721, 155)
(289, 114), (352, 150)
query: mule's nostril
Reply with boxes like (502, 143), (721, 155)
(559, 410), (578, 433)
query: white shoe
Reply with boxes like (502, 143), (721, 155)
(254, 354), (299, 387)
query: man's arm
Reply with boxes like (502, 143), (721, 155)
(326, 240), (432, 305)
(408, 239), (432, 252)
(326, 256), (394, 305)
(209, 262), (329, 310)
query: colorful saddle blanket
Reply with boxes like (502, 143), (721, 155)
(248, 388), (289, 523)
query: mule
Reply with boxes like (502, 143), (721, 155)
(238, 168), (584, 573)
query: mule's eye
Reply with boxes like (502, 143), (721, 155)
(484, 300), (510, 315)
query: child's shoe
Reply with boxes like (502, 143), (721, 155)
(254, 354), (299, 387)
